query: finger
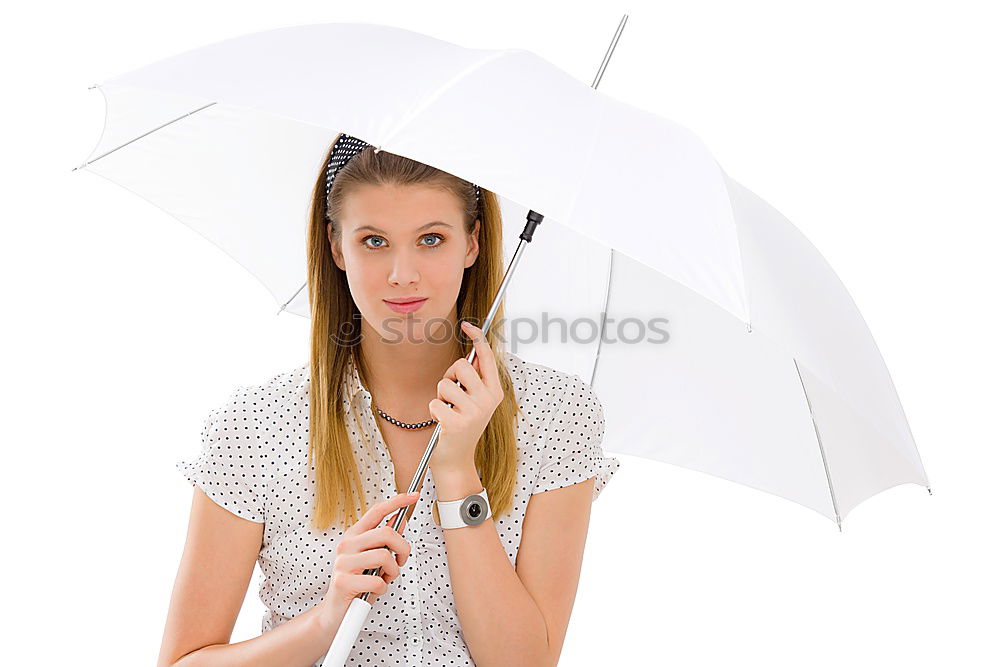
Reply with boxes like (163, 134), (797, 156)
(341, 548), (401, 580)
(342, 572), (389, 597)
(371, 548), (401, 580)
(446, 359), (490, 408)
(444, 357), (485, 391)
(462, 321), (501, 393)
(349, 525), (412, 562)
(383, 498), (412, 523)
(428, 397), (454, 423)
(382, 512), (408, 545)
(443, 356), (479, 390)
(384, 508), (408, 532)
(348, 492), (419, 536)
(438, 377), (475, 414)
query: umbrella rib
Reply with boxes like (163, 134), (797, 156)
(378, 50), (512, 150)
(278, 280), (307, 315)
(794, 358), (843, 531)
(72, 101), (218, 171)
(589, 249), (615, 387)
(587, 14), (629, 389)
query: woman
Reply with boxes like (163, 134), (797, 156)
(158, 134), (620, 666)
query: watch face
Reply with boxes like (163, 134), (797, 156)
(460, 494), (488, 526)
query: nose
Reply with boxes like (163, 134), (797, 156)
(387, 247), (421, 287)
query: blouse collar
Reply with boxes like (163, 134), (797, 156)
(344, 353), (372, 408)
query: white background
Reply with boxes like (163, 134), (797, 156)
(4, 1), (997, 664)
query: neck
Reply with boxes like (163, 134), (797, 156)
(357, 310), (464, 420)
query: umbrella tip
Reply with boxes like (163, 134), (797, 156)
(927, 486), (933, 496)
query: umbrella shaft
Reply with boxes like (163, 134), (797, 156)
(359, 212), (543, 602)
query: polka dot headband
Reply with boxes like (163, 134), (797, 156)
(324, 133), (482, 211)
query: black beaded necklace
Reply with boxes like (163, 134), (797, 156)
(373, 402), (438, 430)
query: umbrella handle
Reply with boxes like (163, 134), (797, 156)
(321, 597), (372, 667)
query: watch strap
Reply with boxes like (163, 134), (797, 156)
(435, 487), (491, 529)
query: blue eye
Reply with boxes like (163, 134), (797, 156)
(362, 235), (387, 250)
(361, 234), (444, 250)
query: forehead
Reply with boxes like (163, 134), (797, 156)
(340, 184), (464, 231)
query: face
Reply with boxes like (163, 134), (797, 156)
(329, 183), (480, 345)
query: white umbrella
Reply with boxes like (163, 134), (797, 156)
(74, 19), (930, 665)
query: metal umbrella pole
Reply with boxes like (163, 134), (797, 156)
(322, 15), (628, 665)
(322, 212), (541, 665)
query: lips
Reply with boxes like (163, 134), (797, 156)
(384, 297), (428, 314)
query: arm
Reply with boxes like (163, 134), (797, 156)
(436, 468), (595, 667)
(157, 488), (348, 667)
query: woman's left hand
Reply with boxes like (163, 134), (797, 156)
(428, 321), (503, 475)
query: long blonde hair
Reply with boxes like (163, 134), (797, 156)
(307, 135), (521, 531)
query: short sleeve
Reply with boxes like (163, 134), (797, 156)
(532, 375), (620, 501)
(175, 385), (266, 523)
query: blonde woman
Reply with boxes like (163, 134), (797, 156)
(158, 134), (620, 666)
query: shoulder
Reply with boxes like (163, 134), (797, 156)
(502, 351), (602, 420)
(504, 350), (576, 392)
(504, 352), (616, 499)
(208, 362), (310, 424)
(244, 362), (310, 403)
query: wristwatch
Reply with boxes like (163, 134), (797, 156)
(434, 487), (492, 529)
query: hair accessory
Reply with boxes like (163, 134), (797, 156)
(324, 133), (481, 212)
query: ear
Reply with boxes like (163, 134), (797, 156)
(328, 222), (346, 271)
(464, 219), (481, 269)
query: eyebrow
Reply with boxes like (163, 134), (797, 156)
(354, 221), (454, 234)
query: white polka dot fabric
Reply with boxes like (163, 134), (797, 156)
(176, 351), (620, 665)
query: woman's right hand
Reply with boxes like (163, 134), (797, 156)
(320, 491), (418, 618)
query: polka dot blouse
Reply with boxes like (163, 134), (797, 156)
(176, 351), (620, 665)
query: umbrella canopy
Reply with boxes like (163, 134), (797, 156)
(75, 21), (929, 527)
